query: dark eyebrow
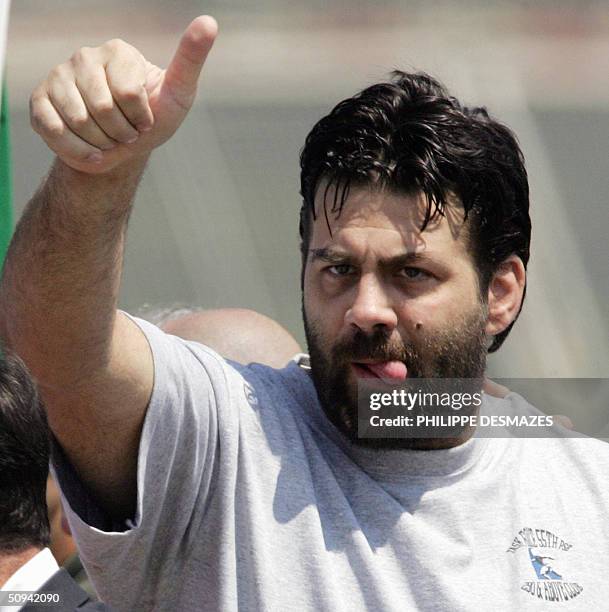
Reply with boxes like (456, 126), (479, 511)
(380, 252), (435, 270)
(308, 247), (436, 268)
(308, 247), (353, 264)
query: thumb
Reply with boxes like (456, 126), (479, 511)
(162, 15), (218, 106)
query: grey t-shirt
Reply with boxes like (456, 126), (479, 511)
(53, 317), (609, 611)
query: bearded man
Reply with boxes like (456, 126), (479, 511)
(1, 16), (608, 612)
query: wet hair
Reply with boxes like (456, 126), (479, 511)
(0, 352), (50, 552)
(299, 70), (531, 352)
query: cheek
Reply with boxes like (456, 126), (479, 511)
(303, 284), (336, 341)
(304, 298), (345, 346)
(395, 303), (429, 337)
(303, 269), (349, 331)
(396, 281), (481, 332)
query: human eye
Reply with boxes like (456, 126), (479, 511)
(327, 264), (355, 276)
(399, 267), (432, 281)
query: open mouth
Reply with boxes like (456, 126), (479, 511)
(351, 361), (408, 382)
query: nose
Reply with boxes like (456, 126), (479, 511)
(344, 274), (398, 334)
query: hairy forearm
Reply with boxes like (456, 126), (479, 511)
(0, 156), (147, 389)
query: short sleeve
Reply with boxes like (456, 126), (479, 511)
(51, 315), (238, 607)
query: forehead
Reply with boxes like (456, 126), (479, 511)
(310, 184), (471, 257)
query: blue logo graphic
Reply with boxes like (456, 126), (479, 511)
(528, 547), (563, 581)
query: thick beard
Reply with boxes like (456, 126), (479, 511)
(303, 303), (488, 450)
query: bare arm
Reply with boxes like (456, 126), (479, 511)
(1, 158), (150, 517)
(0, 17), (218, 517)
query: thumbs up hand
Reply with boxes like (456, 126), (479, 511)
(30, 16), (218, 174)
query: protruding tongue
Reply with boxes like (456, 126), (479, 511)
(366, 361), (407, 381)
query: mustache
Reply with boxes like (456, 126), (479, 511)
(331, 328), (418, 364)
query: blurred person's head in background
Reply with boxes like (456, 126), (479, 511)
(0, 352), (50, 580)
(151, 307), (302, 368)
(299, 71), (530, 444)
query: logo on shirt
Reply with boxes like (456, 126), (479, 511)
(507, 527), (583, 602)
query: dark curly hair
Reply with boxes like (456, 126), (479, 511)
(0, 352), (50, 552)
(299, 70), (531, 352)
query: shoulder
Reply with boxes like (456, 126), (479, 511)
(548, 436), (609, 469)
(503, 393), (609, 475)
(486, 392), (609, 465)
(227, 359), (314, 414)
(127, 316), (317, 436)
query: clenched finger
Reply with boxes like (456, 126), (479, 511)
(30, 93), (103, 163)
(47, 77), (116, 150)
(75, 64), (140, 144)
(106, 52), (153, 131)
(483, 378), (510, 399)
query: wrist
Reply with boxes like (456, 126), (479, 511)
(43, 155), (149, 223)
(53, 153), (149, 183)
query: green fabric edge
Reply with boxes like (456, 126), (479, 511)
(0, 81), (13, 264)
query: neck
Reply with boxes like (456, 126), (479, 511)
(0, 546), (42, 587)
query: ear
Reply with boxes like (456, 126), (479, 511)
(485, 255), (526, 336)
